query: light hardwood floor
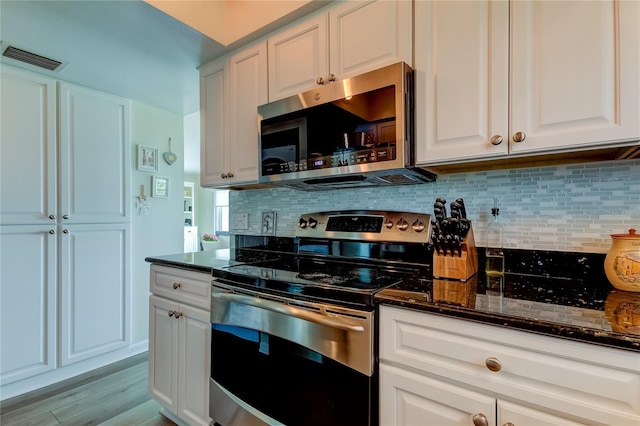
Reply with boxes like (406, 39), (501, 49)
(0, 352), (177, 426)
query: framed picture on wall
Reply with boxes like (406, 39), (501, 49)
(152, 176), (169, 198)
(138, 144), (158, 172)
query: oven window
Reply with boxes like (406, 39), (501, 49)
(211, 324), (374, 426)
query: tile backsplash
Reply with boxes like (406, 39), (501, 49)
(230, 159), (639, 253)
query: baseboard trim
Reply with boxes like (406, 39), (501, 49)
(1, 344), (148, 402)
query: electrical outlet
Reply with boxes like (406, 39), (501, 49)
(235, 213), (249, 230)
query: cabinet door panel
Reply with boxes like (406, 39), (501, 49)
(415, 0), (509, 164)
(149, 295), (179, 412)
(228, 42), (267, 184)
(0, 225), (57, 384)
(0, 67), (56, 225)
(510, 0), (640, 153)
(200, 57), (229, 187)
(59, 223), (130, 366)
(268, 13), (329, 101)
(330, 0), (412, 80)
(59, 83), (130, 223)
(498, 399), (586, 426)
(380, 363), (496, 426)
(178, 304), (211, 426)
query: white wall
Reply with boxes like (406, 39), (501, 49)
(130, 101), (184, 344)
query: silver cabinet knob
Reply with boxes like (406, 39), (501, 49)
(472, 413), (489, 426)
(62, 214), (70, 220)
(503, 423), (515, 426)
(227, 172), (234, 178)
(168, 310), (175, 317)
(49, 229), (56, 235)
(490, 135), (503, 145)
(316, 76), (325, 85)
(172, 282), (181, 290)
(485, 357), (502, 372)
(327, 73), (336, 83)
(63, 229), (69, 234)
(49, 214), (56, 220)
(513, 131), (526, 143)
(221, 173), (227, 179)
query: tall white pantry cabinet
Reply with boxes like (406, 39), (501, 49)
(0, 65), (132, 397)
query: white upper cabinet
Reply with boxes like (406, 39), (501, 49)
(200, 42), (267, 188)
(58, 82), (131, 223)
(509, 0), (640, 154)
(416, 0), (640, 165)
(267, 0), (412, 102)
(268, 14), (329, 102)
(200, 56), (228, 187)
(228, 42), (268, 184)
(0, 66), (57, 225)
(415, 0), (509, 163)
(329, 0), (412, 84)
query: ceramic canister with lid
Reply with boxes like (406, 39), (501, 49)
(604, 229), (640, 292)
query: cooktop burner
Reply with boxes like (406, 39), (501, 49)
(215, 210), (433, 307)
(215, 254), (427, 308)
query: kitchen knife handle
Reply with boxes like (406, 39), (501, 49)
(455, 198), (467, 218)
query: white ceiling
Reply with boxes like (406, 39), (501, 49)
(0, 0), (329, 116)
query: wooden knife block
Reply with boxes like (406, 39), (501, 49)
(432, 274), (478, 308)
(433, 225), (479, 281)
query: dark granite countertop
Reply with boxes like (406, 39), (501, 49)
(145, 249), (239, 274)
(376, 273), (640, 353)
(145, 242), (640, 353)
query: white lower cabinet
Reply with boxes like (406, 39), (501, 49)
(149, 265), (211, 426)
(379, 305), (640, 426)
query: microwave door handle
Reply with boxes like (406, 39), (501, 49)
(212, 292), (365, 332)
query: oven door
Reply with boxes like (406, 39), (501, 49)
(209, 281), (376, 426)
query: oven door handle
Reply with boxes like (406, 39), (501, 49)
(212, 292), (365, 332)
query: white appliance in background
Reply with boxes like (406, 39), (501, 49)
(184, 226), (199, 252)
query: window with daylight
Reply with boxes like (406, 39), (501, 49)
(214, 190), (229, 235)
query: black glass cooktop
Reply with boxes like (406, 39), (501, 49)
(213, 254), (426, 308)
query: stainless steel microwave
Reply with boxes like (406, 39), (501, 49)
(257, 62), (436, 190)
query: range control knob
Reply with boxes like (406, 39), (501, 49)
(298, 218), (308, 229)
(385, 219), (394, 229)
(396, 219), (409, 231)
(412, 220), (425, 232)
(308, 217), (318, 228)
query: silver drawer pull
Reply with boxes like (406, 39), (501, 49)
(485, 356), (502, 372)
(172, 282), (181, 290)
(472, 413), (488, 426)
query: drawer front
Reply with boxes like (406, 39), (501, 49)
(380, 305), (640, 425)
(150, 265), (210, 310)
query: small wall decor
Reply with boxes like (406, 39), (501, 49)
(138, 144), (158, 172)
(262, 211), (276, 235)
(163, 137), (177, 165)
(152, 176), (169, 198)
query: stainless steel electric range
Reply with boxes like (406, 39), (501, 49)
(209, 210), (433, 426)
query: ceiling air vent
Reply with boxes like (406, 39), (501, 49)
(2, 46), (62, 71)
